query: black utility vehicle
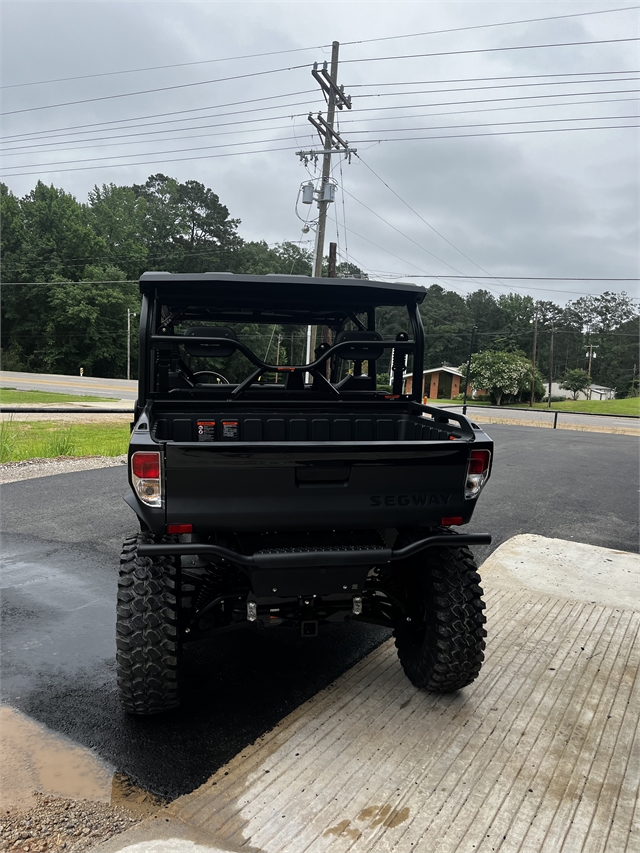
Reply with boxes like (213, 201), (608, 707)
(118, 272), (493, 714)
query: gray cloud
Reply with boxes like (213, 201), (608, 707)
(2, 0), (638, 302)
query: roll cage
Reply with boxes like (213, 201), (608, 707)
(136, 272), (427, 411)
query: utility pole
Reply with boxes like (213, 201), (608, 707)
(274, 333), (283, 383)
(127, 308), (137, 381)
(547, 324), (554, 408)
(529, 314), (538, 407)
(328, 241), (337, 278)
(462, 325), (477, 416)
(298, 43), (354, 364)
(313, 42), (340, 280)
(585, 341), (598, 400)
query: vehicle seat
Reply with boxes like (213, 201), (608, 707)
(334, 331), (383, 391)
(183, 326), (237, 358)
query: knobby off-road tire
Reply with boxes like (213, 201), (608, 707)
(116, 532), (182, 715)
(394, 543), (487, 692)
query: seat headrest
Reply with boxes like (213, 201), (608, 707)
(184, 326), (237, 358)
(335, 330), (384, 361)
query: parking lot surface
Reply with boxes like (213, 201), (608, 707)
(92, 535), (640, 853)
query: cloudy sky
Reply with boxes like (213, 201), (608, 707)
(1, 1), (638, 302)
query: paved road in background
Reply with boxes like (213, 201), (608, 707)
(1, 425), (637, 801)
(1, 372), (638, 433)
(445, 403), (639, 434)
(0, 370), (138, 400)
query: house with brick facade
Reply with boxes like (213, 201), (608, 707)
(404, 366), (471, 400)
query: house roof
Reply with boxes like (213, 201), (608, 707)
(404, 367), (464, 379)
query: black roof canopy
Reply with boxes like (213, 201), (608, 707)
(140, 272), (426, 309)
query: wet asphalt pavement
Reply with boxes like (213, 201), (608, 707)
(1, 425), (638, 801)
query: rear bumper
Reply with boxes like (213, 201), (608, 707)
(137, 532), (491, 568)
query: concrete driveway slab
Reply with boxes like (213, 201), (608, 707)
(92, 535), (640, 853)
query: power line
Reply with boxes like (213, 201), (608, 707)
(6, 95), (637, 158)
(339, 38), (640, 66)
(3, 124), (636, 179)
(342, 89), (640, 117)
(347, 113), (640, 136)
(342, 6), (640, 47)
(341, 97), (639, 123)
(4, 5), (634, 90)
(342, 186), (495, 291)
(352, 78), (640, 99)
(4, 70), (630, 144)
(0, 91), (318, 143)
(436, 276), (640, 281)
(347, 70), (640, 88)
(7, 88), (637, 156)
(1, 134), (307, 171)
(354, 154), (509, 292)
(387, 278), (637, 296)
(1, 118), (310, 156)
(1, 47), (330, 90)
(0, 63), (309, 117)
(4, 113), (635, 172)
(4, 38), (637, 118)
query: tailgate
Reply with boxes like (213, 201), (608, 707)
(165, 441), (476, 531)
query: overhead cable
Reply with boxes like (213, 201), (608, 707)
(0, 64), (309, 116)
(3, 124), (636, 179)
(342, 6), (640, 47)
(5, 5), (635, 90)
(8, 94), (636, 156)
(339, 37), (640, 65)
(4, 70), (631, 143)
(3, 113), (635, 171)
(4, 38), (637, 117)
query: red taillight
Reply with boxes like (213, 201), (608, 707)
(132, 451), (160, 479)
(168, 523), (192, 534)
(468, 449), (490, 475)
(441, 516), (463, 526)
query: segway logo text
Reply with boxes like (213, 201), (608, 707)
(370, 493), (452, 507)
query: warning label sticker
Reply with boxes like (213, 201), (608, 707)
(197, 421), (216, 441)
(222, 420), (239, 439)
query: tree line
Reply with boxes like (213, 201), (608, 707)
(1, 175), (637, 397)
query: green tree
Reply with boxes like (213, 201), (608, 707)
(87, 183), (147, 279)
(491, 293), (535, 352)
(419, 285), (472, 369)
(336, 261), (368, 279)
(234, 241), (312, 276)
(132, 174), (242, 272)
(0, 184), (25, 283)
(465, 289), (500, 337)
(559, 368), (591, 400)
(18, 181), (107, 282)
(464, 349), (531, 406)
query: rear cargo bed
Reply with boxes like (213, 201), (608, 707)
(152, 405), (465, 444)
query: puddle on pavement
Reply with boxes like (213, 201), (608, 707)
(0, 706), (163, 814)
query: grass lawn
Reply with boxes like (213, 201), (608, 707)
(509, 398), (639, 416)
(0, 420), (130, 463)
(0, 387), (118, 404)
(427, 397), (638, 416)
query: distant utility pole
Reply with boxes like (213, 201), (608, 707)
(529, 314), (538, 407)
(547, 324), (554, 408)
(585, 341), (599, 400)
(585, 342), (599, 376)
(127, 308), (137, 381)
(328, 241), (337, 278)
